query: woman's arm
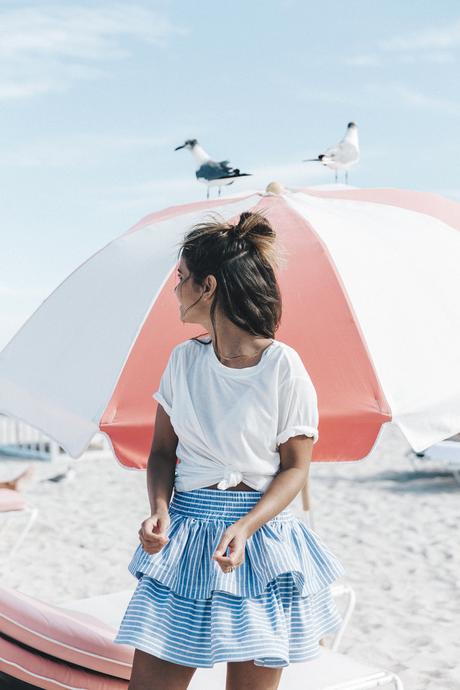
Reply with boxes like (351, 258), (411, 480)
(146, 404), (178, 514)
(235, 434), (313, 538)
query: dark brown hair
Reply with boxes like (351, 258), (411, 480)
(175, 210), (286, 353)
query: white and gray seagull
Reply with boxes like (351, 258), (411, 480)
(175, 139), (252, 199)
(303, 122), (360, 183)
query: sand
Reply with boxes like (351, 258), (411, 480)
(1, 422), (459, 689)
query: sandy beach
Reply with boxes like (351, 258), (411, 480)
(1, 422), (459, 690)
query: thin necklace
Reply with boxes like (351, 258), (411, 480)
(215, 339), (274, 360)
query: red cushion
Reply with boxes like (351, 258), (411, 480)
(0, 586), (133, 680)
(0, 488), (26, 512)
(0, 635), (128, 690)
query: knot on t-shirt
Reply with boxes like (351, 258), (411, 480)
(216, 467), (244, 490)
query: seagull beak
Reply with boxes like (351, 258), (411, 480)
(174, 144), (186, 151)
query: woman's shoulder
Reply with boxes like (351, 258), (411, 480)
(181, 336), (212, 351)
(272, 339), (302, 364)
(170, 336), (211, 359)
(272, 340), (314, 384)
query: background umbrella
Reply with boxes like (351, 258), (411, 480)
(0, 184), (459, 471)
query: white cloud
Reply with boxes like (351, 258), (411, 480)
(345, 50), (455, 67)
(0, 80), (58, 100)
(379, 21), (460, 52)
(398, 51), (455, 64)
(344, 54), (382, 67)
(299, 82), (460, 116)
(0, 5), (185, 59)
(0, 4), (186, 101)
(346, 20), (459, 68)
(1, 133), (171, 168)
(296, 89), (359, 107)
(384, 83), (460, 115)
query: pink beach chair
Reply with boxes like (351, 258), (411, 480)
(0, 583), (404, 689)
(0, 585), (133, 689)
(406, 432), (460, 485)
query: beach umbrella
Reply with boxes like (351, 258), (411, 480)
(0, 184), (459, 470)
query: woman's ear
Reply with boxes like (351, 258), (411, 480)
(204, 275), (217, 296)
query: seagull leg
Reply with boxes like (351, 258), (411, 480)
(207, 187), (210, 200)
(334, 170), (338, 183)
(218, 186), (222, 197)
(345, 170), (349, 184)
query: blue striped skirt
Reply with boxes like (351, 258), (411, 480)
(113, 487), (346, 668)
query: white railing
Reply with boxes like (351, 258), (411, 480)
(0, 413), (112, 461)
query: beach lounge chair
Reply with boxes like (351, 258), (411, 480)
(188, 648), (405, 689)
(0, 489), (38, 576)
(0, 585), (133, 689)
(0, 581), (403, 689)
(407, 433), (460, 485)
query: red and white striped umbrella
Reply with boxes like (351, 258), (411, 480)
(1, 184), (459, 468)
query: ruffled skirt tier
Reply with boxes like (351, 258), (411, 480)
(113, 487), (346, 668)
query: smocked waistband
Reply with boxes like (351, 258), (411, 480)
(170, 487), (295, 522)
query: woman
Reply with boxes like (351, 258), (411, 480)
(114, 211), (346, 690)
(0, 465), (35, 491)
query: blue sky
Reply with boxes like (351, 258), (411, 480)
(1, 1), (459, 349)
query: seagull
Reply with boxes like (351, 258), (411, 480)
(303, 122), (360, 183)
(174, 139), (252, 199)
(40, 466), (76, 483)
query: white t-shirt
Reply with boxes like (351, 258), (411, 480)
(153, 337), (319, 493)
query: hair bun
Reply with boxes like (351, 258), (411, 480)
(234, 211), (274, 241)
(238, 211), (255, 227)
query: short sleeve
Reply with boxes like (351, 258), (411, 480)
(276, 373), (319, 447)
(152, 349), (176, 417)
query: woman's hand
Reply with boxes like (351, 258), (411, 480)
(138, 510), (171, 554)
(212, 523), (249, 573)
